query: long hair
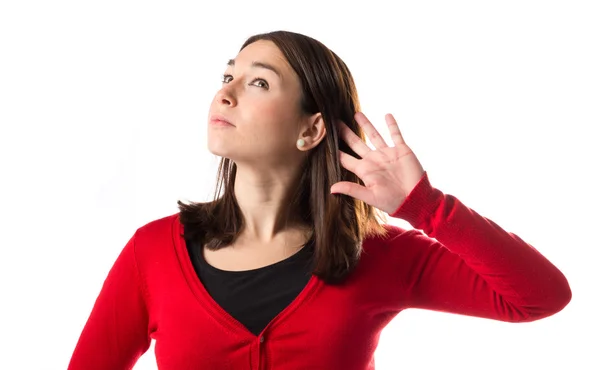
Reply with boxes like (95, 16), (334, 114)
(178, 30), (389, 284)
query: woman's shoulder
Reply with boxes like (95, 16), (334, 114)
(362, 222), (433, 260)
(130, 212), (182, 258)
(364, 223), (414, 247)
(136, 212), (181, 235)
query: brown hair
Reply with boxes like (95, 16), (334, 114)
(178, 30), (388, 284)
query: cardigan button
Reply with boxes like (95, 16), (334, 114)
(259, 336), (265, 343)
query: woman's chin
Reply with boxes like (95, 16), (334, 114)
(207, 142), (236, 160)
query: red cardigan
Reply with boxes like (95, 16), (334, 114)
(68, 172), (571, 370)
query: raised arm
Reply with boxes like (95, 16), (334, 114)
(390, 172), (571, 322)
(331, 112), (570, 322)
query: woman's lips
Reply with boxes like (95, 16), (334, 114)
(209, 115), (235, 127)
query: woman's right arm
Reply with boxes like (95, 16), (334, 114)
(68, 232), (151, 369)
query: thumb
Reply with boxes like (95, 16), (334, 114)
(330, 182), (372, 203)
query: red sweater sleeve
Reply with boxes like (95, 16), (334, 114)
(68, 232), (151, 369)
(390, 171), (571, 322)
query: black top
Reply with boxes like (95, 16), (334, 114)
(186, 238), (314, 336)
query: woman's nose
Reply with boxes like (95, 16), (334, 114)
(218, 86), (237, 107)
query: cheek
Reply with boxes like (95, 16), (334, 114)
(243, 98), (296, 133)
(245, 98), (280, 119)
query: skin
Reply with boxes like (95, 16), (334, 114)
(205, 40), (326, 268)
(204, 40), (426, 270)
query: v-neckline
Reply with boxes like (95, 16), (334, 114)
(171, 215), (323, 339)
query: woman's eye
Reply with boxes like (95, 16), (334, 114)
(251, 78), (269, 89)
(221, 74), (268, 89)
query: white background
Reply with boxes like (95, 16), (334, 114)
(1, 1), (598, 369)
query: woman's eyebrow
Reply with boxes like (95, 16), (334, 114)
(227, 59), (282, 79)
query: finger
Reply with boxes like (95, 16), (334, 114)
(338, 150), (361, 174)
(385, 113), (406, 146)
(330, 181), (374, 205)
(355, 112), (389, 150)
(337, 120), (371, 158)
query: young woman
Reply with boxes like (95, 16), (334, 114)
(68, 30), (571, 370)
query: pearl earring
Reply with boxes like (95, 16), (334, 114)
(297, 139), (306, 148)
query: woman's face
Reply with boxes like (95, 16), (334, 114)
(207, 40), (318, 167)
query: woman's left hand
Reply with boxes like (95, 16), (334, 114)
(331, 112), (426, 215)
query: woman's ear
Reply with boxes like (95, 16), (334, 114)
(298, 112), (327, 150)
